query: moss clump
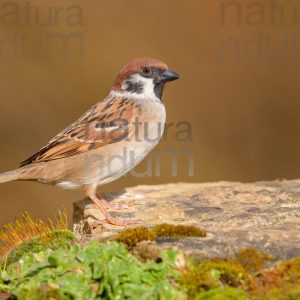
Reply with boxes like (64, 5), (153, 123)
(264, 286), (300, 300)
(152, 223), (206, 238)
(179, 264), (218, 296)
(260, 257), (300, 290)
(277, 257), (300, 284)
(200, 259), (250, 288)
(5, 230), (74, 266)
(0, 210), (74, 267)
(115, 224), (206, 248)
(247, 257), (300, 299)
(236, 248), (273, 273)
(195, 287), (249, 300)
(180, 259), (252, 298)
(115, 227), (156, 248)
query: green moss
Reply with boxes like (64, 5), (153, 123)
(235, 248), (273, 273)
(180, 265), (218, 296)
(115, 227), (155, 248)
(264, 286), (300, 300)
(0, 210), (71, 268)
(180, 259), (251, 298)
(195, 287), (249, 300)
(115, 224), (206, 248)
(4, 230), (74, 266)
(152, 223), (206, 238)
(201, 259), (250, 287)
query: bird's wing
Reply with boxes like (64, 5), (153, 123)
(20, 95), (135, 166)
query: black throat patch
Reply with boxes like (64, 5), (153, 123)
(154, 82), (165, 101)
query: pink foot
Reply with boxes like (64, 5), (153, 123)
(85, 200), (135, 212)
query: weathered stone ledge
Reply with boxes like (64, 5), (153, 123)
(73, 180), (300, 260)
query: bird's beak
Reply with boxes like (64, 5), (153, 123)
(160, 69), (180, 83)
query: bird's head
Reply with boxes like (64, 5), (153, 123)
(112, 57), (179, 101)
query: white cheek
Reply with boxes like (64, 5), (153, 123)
(122, 74), (156, 99)
(137, 76), (155, 98)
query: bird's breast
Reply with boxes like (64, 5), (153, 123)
(130, 97), (166, 144)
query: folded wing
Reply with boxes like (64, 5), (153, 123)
(20, 96), (134, 166)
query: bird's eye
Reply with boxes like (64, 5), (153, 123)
(142, 67), (151, 75)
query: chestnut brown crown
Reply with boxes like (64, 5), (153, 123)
(112, 58), (174, 91)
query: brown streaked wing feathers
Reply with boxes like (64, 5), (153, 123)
(20, 96), (134, 167)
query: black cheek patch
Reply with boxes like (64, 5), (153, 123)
(124, 80), (144, 94)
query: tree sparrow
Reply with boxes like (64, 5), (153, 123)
(0, 58), (179, 226)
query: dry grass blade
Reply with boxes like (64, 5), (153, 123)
(0, 209), (68, 260)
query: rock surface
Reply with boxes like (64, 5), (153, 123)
(73, 181), (300, 260)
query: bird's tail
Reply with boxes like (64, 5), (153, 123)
(0, 169), (22, 184)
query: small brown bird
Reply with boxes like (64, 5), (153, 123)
(0, 58), (179, 226)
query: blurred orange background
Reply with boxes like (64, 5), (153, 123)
(1, 0), (300, 224)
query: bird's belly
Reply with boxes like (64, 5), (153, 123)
(97, 141), (157, 185)
(55, 142), (156, 189)
(83, 123), (163, 186)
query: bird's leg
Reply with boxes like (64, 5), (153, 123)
(85, 193), (111, 210)
(83, 184), (141, 227)
(85, 193), (132, 211)
(97, 193), (136, 210)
